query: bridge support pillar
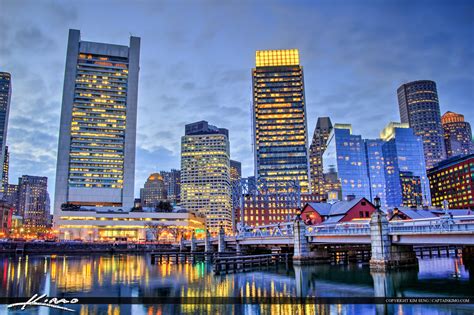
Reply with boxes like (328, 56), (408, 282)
(179, 238), (186, 252)
(218, 226), (226, 253)
(369, 208), (418, 271)
(190, 232), (197, 252)
(293, 215), (330, 265)
(205, 229), (213, 253)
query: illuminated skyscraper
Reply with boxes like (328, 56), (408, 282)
(1, 146), (8, 192)
(54, 29), (140, 220)
(17, 175), (49, 227)
(397, 80), (446, 168)
(309, 117), (332, 197)
(140, 173), (167, 208)
(180, 121), (232, 234)
(252, 49), (310, 192)
(441, 111), (473, 158)
(0, 72), (11, 194)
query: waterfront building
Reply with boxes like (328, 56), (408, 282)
(322, 124), (371, 200)
(56, 209), (205, 241)
(54, 29), (140, 226)
(428, 154), (474, 209)
(160, 169), (180, 205)
(381, 122), (431, 207)
(17, 175), (49, 228)
(397, 80), (446, 169)
(442, 111), (473, 158)
(4, 183), (18, 214)
(309, 117), (333, 198)
(236, 193), (319, 226)
(252, 49), (310, 193)
(300, 197), (376, 225)
(0, 72), (11, 194)
(180, 121), (232, 234)
(140, 173), (167, 208)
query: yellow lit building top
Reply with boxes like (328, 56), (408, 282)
(256, 49), (300, 67)
(380, 122), (409, 141)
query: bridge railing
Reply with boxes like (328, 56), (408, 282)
(306, 222), (371, 236)
(236, 222), (294, 239)
(389, 215), (474, 234)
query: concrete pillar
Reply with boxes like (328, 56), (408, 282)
(204, 229), (213, 253)
(370, 209), (418, 270)
(218, 226), (226, 253)
(293, 215), (330, 265)
(190, 232), (197, 252)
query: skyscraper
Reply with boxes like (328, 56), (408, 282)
(180, 121), (232, 234)
(160, 169), (181, 205)
(140, 173), (167, 208)
(1, 146), (8, 192)
(252, 49), (310, 193)
(322, 124), (371, 200)
(17, 175), (49, 227)
(380, 122), (430, 207)
(0, 72), (11, 193)
(441, 111), (473, 158)
(397, 80), (446, 168)
(54, 29), (140, 221)
(309, 117), (332, 197)
(364, 139), (386, 207)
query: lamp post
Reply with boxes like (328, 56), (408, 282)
(374, 196), (381, 212)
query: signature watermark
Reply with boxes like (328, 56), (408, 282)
(7, 293), (79, 312)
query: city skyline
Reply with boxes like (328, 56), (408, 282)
(0, 1), (473, 208)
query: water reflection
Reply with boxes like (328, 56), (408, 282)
(0, 254), (472, 314)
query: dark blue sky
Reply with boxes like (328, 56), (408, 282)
(0, 0), (472, 204)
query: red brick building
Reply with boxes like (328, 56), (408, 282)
(428, 154), (474, 209)
(235, 193), (320, 226)
(300, 197), (376, 225)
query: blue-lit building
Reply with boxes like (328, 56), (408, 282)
(380, 122), (431, 207)
(0, 72), (11, 193)
(323, 124), (371, 200)
(322, 122), (430, 208)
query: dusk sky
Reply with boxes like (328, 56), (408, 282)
(0, 0), (473, 207)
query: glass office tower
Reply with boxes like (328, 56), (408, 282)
(309, 117), (333, 198)
(322, 125), (371, 200)
(180, 121), (232, 234)
(442, 111), (473, 158)
(397, 80), (446, 169)
(252, 49), (310, 193)
(381, 123), (430, 207)
(0, 72), (11, 194)
(365, 139), (387, 207)
(54, 29), (140, 218)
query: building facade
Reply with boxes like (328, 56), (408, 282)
(381, 122), (431, 207)
(364, 139), (387, 207)
(252, 49), (310, 193)
(322, 124), (371, 200)
(180, 121), (232, 234)
(0, 72), (11, 195)
(441, 111), (473, 158)
(428, 154), (474, 209)
(160, 169), (181, 205)
(397, 80), (446, 169)
(309, 117), (333, 198)
(17, 175), (49, 228)
(54, 29), (140, 225)
(1, 146), (8, 192)
(140, 173), (167, 208)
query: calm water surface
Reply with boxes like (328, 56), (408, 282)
(0, 253), (472, 314)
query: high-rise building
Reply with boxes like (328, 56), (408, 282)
(160, 169), (181, 205)
(17, 175), (49, 227)
(140, 173), (167, 208)
(309, 117), (333, 198)
(441, 111), (473, 158)
(5, 184), (18, 214)
(0, 72), (11, 193)
(397, 80), (446, 169)
(252, 49), (310, 193)
(230, 160), (242, 184)
(322, 124), (371, 200)
(380, 122), (430, 207)
(1, 146), (8, 192)
(54, 29), (140, 223)
(364, 139), (387, 207)
(428, 154), (474, 209)
(180, 121), (232, 234)
(399, 171), (423, 207)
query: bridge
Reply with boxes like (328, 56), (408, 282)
(180, 210), (474, 271)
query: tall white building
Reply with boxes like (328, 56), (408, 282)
(54, 29), (140, 235)
(180, 121), (232, 234)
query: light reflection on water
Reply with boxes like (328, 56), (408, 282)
(0, 254), (472, 314)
